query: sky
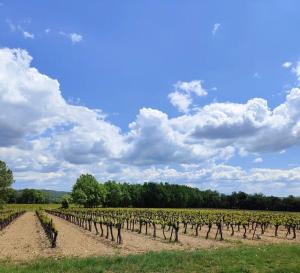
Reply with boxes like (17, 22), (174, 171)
(1, 1), (300, 196)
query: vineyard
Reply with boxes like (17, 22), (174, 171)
(0, 207), (299, 262)
(47, 208), (300, 243)
(0, 210), (25, 231)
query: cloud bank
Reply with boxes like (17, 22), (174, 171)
(1, 48), (300, 195)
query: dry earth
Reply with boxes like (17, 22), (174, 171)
(0, 212), (54, 261)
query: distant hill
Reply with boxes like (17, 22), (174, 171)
(16, 189), (70, 203)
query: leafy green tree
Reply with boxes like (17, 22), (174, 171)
(6, 188), (17, 203)
(0, 160), (14, 205)
(72, 174), (106, 207)
(61, 194), (72, 208)
(104, 181), (122, 207)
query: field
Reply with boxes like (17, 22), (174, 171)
(4, 203), (61, 211)
(0, 207), (300, 272)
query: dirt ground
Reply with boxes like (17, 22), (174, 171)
(0, 212), (299, 262)
(49, 214), (230, 256)
(0, 212), (54, 261)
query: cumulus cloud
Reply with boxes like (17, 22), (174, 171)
(168, 91), (191, 113)
(168, 90), (300, 155)
(1, 48), (300, 195)
(168, 80), (207, 113)
(0, 47), (124, 162)
(123, 108), (221, 165)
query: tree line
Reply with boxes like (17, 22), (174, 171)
(7, 188), (50, 204)
(70, 174), (300, 211)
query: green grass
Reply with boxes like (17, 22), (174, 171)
(0, 244), (300, 273)
(4, 203), (61, 211)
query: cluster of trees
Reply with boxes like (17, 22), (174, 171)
(7, 188), (50, 204)
(71, 174), (300, 211)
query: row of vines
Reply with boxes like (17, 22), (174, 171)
(36, 210), (58, 247)
(47, 208), (300, 244)
(0, 210), (25, 231)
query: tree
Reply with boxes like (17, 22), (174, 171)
(0, 160), (14, 205)
(6, 188), (17, 203)
(61, 194), (72, 208)
(104, 181), (122, 207)
(72, 174), (106, 207)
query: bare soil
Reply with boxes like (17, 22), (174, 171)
(0, 212), (54, 261)
(48, 213), (116, 257)
(49, 214), (230, 255)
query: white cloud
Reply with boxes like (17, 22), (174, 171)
(292, 61), (300, 82)
(253, 157), (263, 163)
(22, 31), (34, 39)
(174, 80), (207, 97)
(59, 31), (83, 44)
(69, 33), (83, 43)
(168, 80), (207, 113)
(122, 108), (225, 165)
(45, 28), (51, 34)
(170, 90), (300, 155)
(2, 48), (300, 195)
(0, 47), (124, 160)
(168, 91), (191, 113)
(282, 62), (292, 69)
(212, 23), (220, 35)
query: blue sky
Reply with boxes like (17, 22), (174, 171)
(1, 0), (300, 196)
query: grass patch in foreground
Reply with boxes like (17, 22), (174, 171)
(1, 244), (300, 273)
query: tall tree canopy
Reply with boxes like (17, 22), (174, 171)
(71, 174), (106, 207)
(0, 160), (14, 205)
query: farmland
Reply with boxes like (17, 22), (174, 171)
(1, 168), (300, 272)
(0, 207), (299, 264)
(1, 175), (300, 272)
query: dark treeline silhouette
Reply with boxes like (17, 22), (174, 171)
(99, 181), (300, 211)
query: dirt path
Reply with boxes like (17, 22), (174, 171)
(0, 212), (52, 261)
(49, 214), (116, 257)
(49, 214), (179, 255)
(50, 214), (231, 255)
